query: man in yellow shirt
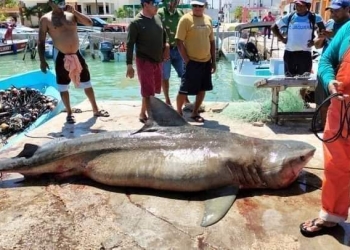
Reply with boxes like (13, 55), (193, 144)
(175, 0), (216, 122)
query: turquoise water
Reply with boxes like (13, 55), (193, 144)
(0, 53), (240, 105)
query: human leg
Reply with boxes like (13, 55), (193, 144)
(176, 94), (187, 116)
(300, 99), (350, 236)
(136, 58), (161, 122)
(283, 50), (297, 77)
(191, 91), (206, 121)
(171, 49), (190, 104)
(162, 59), (172, 105)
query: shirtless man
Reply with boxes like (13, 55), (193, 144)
(38, 0), (109, 124)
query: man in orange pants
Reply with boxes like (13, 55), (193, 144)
(299, 2), (350, 237)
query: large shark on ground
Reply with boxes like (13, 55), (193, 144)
(0, 97), (316, 226)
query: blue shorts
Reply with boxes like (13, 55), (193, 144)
(162, 47), (184, 80)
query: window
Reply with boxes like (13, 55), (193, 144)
(86, 5), (91, 15)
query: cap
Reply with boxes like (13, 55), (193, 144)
(190, 0), (206, 6)
(293, 0), (311, 5)
(141, 0), (161, 4)
(325, 0), (350, 10)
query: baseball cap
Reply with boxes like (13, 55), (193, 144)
(293, 0), (311, 5)
(141, 0), (161, 4)
(326, 0), (350, 10)
(190, 0), (206, 6)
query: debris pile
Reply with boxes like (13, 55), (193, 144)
(0, 87), (58, 145)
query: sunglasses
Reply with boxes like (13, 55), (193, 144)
(192, 4), (204, 8)
(144, 1), (160, 6)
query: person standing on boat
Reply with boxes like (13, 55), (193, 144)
(313, 0), (350, 132)
(271, 0), (324, 77)
(157, 0), (190, 107)
(126, 0), (170, 123)
(175, 0), (216, 123)
(38, 0), (109, 124)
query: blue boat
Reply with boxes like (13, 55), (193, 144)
(0, 70), (64, 150)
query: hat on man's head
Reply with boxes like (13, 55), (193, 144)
(190, 0), (206, 6)
(293, 0), (311, 5)
(141, 0), (161, 4)
(326, 0), (350, 10)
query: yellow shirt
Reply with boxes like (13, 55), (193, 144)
(175, 12), (214, 62)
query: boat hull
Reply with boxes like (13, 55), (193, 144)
(0, 70), (64, 150)
(0, 40), (27, 56)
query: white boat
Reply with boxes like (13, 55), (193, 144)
(0, 39), (28, 56)
(221, 32), (246, 61)
(231, 22), (317, 101)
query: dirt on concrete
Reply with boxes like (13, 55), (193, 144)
(0, 100), (349, 250)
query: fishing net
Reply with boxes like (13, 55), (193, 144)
(220, 88), (305, 122)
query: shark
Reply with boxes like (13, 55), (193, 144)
(0, 97), (316, 226)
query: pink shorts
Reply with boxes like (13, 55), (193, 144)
(136, 57), (162, 97)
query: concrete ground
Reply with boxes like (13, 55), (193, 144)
(0, 99), (349, 250)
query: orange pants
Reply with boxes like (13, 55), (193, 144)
(320, 49), (350, 223)
(321, 98), (350, 222)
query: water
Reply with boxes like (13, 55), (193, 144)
(0, 53), (241, 105)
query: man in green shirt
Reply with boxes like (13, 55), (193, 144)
(126, 0), (169, 123)
(157, 0), (189, 106)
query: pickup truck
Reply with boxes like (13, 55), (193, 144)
(77, 17), (127, 32)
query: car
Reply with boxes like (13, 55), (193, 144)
(77, 17), (127, 32)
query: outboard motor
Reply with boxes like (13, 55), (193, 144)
(245, 42), (260, 63)
(98, 41), (114, 62)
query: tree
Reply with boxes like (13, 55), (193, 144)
(115, 7), (127, 18)
(233, 6), (243, 22)
(4, 0), (17, 8)
(22, 6), (36, 27)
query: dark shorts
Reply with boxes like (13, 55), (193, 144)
(283, 50), (312, 77)
(55, 50), (90, 85)
(179, 60), (213, 95)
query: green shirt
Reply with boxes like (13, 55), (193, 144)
(157, 7), (183, 47)
(126, 12), (167, 64)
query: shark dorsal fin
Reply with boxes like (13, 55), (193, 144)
(148, 97), (189, 127)
(14, 143), (40, 159)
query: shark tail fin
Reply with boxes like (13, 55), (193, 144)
(13, 143), (40, 159)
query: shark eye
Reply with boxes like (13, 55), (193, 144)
(300, 156), (306, 161)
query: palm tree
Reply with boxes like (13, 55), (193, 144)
(22, 6), (36, 27)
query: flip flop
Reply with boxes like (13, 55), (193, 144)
(94, 110), (110, 117)
(300, 218), (338, 237)
(66, 115), (76, 124)
(190, 115), (205, 123)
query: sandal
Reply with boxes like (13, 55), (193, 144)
(66, 115), (76, 124)
(94, 109), (110, 117)
(300, 218), (338, 237)
(190, 115), (205, 123)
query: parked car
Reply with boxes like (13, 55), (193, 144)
(77, 17), (127, 32)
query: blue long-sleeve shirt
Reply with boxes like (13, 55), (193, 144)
(318, 21), (350, 93)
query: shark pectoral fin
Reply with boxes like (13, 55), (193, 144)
(14, 143), (40, 159)
(201, 186), (239, 227)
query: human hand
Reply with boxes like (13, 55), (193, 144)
(66, 4), (75, 13)
(280, 37), (287, 44)
(126, 64), (134, 78)
(307, 40), (314, 48)
(163, 46), (170, 61)
(211, 62), (216, 74)
(323, 30), (334, 39)
(40, 61), (49, 73)
(328, 80), (349, 100)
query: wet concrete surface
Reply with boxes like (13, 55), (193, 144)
(0, 100), (349, 250)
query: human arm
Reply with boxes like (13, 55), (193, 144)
(176, 39), (189, 64)
(209, 24), (216, 73)
(163, 27), (170, 61)
(318, 23), (350, 96)
(126, 22), (137, 78)
(175, 16), (189, 64)
(66, 5), (92, 26)
(38, 17), (49, 73)
(271, 15), (287, 43)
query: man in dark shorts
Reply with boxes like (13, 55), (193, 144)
(126, 0), (169, 123)
(175, 0), (216, 123)
(38, 0), (109, 124)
